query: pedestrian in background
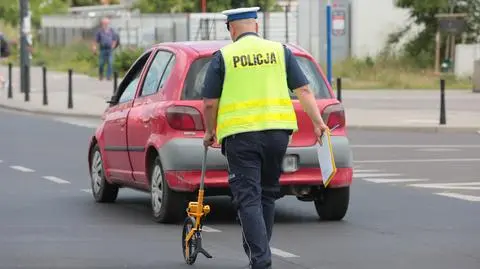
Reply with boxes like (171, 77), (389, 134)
(91, 17), (118, 81)
(201, 6), (329, 269)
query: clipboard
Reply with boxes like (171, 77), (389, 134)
(316, 124), (338, 187)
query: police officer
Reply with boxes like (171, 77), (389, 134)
(201, 6), (328, 269)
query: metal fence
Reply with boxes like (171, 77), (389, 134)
(40, 12), (298, 48)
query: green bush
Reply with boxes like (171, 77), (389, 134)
(4, 41), (145, 77)
(113, 47), (145, 76)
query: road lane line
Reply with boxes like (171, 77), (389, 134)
(351, 145), (480, 148)
(354, 173), (402, 178)
(362, 178), (429, 183)
(202, 226), (222, 232)
(81, 189), (91, 193)
(434, 192), (480, 202)
(355, 158), (480, 164)
(415, 148), (460, 152)
(353, 169), (381, 173)
(42, 176), (70, 184)
(409, 182), (480, 190)
(9, 165), (35, 172)
(271, 247), (299, 258)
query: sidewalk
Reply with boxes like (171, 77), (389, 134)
(0, 65), (112, 118)
(0, 66), (479, 133)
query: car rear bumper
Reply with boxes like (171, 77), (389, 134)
(159, 136), (353, 192)
(165, 167), (353, 192)
(159, 136), (353, 171)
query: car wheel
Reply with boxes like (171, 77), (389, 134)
(150, 156), (186, 223)
(314, 186), (349, 221)
(90, 144), (119, 203)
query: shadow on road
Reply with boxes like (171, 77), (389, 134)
(75, 193), (329, 226)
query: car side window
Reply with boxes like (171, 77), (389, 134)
(118, 75), (140, 103)
(113, 50), (152, 105)
(158, 56), (176, 89)
(140, 50), (174, 97)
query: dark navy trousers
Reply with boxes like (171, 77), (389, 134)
(222, 130), (290, 269)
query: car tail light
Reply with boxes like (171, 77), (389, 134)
(322, 103), (346, 129)
(166, 106), (204, 131)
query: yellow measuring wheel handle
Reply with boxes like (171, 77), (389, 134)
(182, 147), (213, 265)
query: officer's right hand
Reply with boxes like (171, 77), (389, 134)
(203, 131), (216, 147)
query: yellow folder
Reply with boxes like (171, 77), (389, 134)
(316, 128), (337, 187)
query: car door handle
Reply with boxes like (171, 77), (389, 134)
(142, 117), (151, 123)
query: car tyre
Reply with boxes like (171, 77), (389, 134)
(314, 186), (349, 221)
(90, 144), (119, 203)
(150, 156), (186, 224)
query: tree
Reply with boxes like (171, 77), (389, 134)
(133, 0), (281, 13)
(0, 0), (69, 28)
(391, 0), (480, 67)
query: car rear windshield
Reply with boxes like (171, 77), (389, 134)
(181, 55), (332, 100)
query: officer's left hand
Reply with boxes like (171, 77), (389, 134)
(314, 122), (329, 145)
(203, 131), (216, 147)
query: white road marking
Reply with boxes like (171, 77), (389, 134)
(415, 148), (460, 152)
(9, 165), (35, 172)
(354, 173), (402, 178)
(42, 176), (70, 184)
(202, 226), (222, 232)
(434, 192), (480, 202)
(409, 182), (480, 190)
(355, 158), (480, 164)
(271, 247), (299, 258)
(81, 189), (91, 193)
(404, 119), (437, 123)
(362, 178), (429, 183)
(353, 169), (381, 173)
(351, 145), (480, 148)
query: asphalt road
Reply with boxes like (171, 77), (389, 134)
(1, 109), (479, 269)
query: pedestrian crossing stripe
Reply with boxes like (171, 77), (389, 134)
(434, 192), (480, 202)
(409, 182), (480, 190)
(362, 178), (429, 184)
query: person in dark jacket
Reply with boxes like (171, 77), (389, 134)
(91, 17), (118, 81)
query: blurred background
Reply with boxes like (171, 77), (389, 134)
(1, 0), (479, 89)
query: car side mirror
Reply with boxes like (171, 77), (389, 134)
(105, 96), (116, 105)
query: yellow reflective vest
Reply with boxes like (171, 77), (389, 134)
(216, 35), (298, 144)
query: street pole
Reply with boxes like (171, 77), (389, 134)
(19, 0), (31, 95)
(326, 0), (332, 85)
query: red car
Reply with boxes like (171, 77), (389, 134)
(87, 40), (353, 224)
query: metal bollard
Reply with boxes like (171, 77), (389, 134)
(336, 77), (342, 102)
(42, 66), (48, 105)
(68, 69), (73, 109)
(7, 63), (12, 99)
(440, 79), (446, 125)
(24, 65), (29, 102)
(113, 71), (118, 95)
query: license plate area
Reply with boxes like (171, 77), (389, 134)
(282, 155), (299, 173)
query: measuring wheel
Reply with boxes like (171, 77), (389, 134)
(182, 216), (198, 265)
(180, 146), (213, 265)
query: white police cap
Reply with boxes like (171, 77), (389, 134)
(221, 7), (261, 22)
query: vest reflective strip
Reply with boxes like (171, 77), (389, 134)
(217, 112), (297, 131)
(218, 98), (293, 115)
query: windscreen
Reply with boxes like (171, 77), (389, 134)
(181, 55), (332, 100)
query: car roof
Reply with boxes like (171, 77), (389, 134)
(152, 40), (310, 57)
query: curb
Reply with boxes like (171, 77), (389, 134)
(0, 102), (478, 134)
(0, 103), (103, 120)
(346, 125), (479, 134)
